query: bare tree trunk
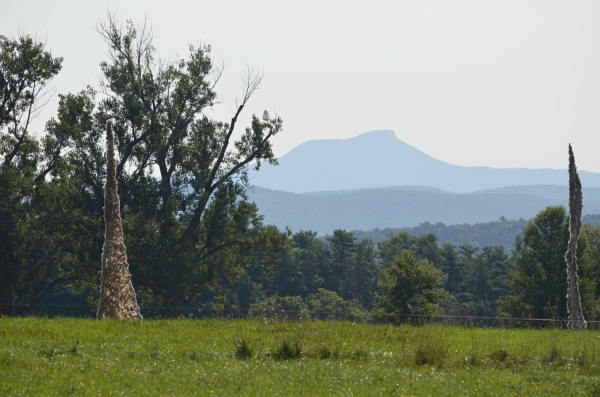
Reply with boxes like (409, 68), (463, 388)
(97, 120), (143, 320)
(566, 144), (586, 330)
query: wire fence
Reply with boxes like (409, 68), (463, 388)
(5, 302), (599, 329)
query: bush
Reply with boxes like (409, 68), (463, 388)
(272, 339), (302, 360)
(414, 328), (448, 366)
(307, 289), (369, 322)
(316, 343), (341, 359)
(490, 347), (509, 363)
(248, 295), (310, 320)
(234, 338), (253, 359)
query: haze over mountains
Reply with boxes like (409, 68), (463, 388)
(248, 186), (600, 235)
(250, 130), (600, 193)
(247, 130), (600, 234)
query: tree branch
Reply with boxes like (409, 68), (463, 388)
(14, 277), (74, 316)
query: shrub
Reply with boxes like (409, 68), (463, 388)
(490, 347), (509, 363)
(543, 336), (564, 366)
(414, 328), (448, 366)
(272, 339), (302, 360)
(234, 338), (253, 359)
(316, 343), (341, 359)
(307, 289), (368, 322)
(351, 346), (369, 361)
(249, 295), (310, 320)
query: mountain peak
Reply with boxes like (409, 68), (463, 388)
(350, 129), (397, 140)
(250, 130), (600, 193)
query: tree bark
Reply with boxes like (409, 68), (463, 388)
(566, 144), (586, 329)
(97, 119), (143, 320)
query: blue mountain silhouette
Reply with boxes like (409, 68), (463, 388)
(250, 130), (600, 193)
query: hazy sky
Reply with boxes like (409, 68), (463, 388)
(3, 1), (600, 172)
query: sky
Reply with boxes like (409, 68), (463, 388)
(2, 0), (600, 172)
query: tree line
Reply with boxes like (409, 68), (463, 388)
(352, 213), (600, 250)
(190, 205), (600, 324)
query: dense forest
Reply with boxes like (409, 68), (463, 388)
(206, 207), (600, 322)
(33, 206), (600, 324)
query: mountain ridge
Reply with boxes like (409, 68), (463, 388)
(248, 184), (600, 235)
(250, 130), (600, 193)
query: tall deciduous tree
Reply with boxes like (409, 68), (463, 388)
(60, 14), (286, 312)
(0, 34), (63, 315)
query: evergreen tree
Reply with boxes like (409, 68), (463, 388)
(325, 229), (356, 293)
(456, 245), (509, 317)
(378, 232), (442, 267)
(339, 239), (378, 309)
(377, 232), (418, 269)
(439, 242), (462, 295)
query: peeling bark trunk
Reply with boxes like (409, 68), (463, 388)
(566, 144), (586, 330)
(97, 120), (143, 320)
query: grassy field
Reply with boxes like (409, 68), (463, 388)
(2, 318), (600, 396)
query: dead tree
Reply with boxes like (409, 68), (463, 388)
(97, 120), (143, 320)
(566, 144), (586, 329)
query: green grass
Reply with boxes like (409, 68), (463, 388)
(2, 318), (600, 396)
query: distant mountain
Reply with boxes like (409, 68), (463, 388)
(250, 130), (600, 193)
(248, 185), (600, 235)
(475, 185), (600, 201)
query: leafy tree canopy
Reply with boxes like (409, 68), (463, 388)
(0, 34), (64, 315)
(1, 14), (288, 315)
(497, 206), (600, 321)
(377, 250), (448, 320)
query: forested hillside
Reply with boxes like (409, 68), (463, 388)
(351, 218), (530, 249)
(249, 185), (600, 234)
(351, 213), (600, 250)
